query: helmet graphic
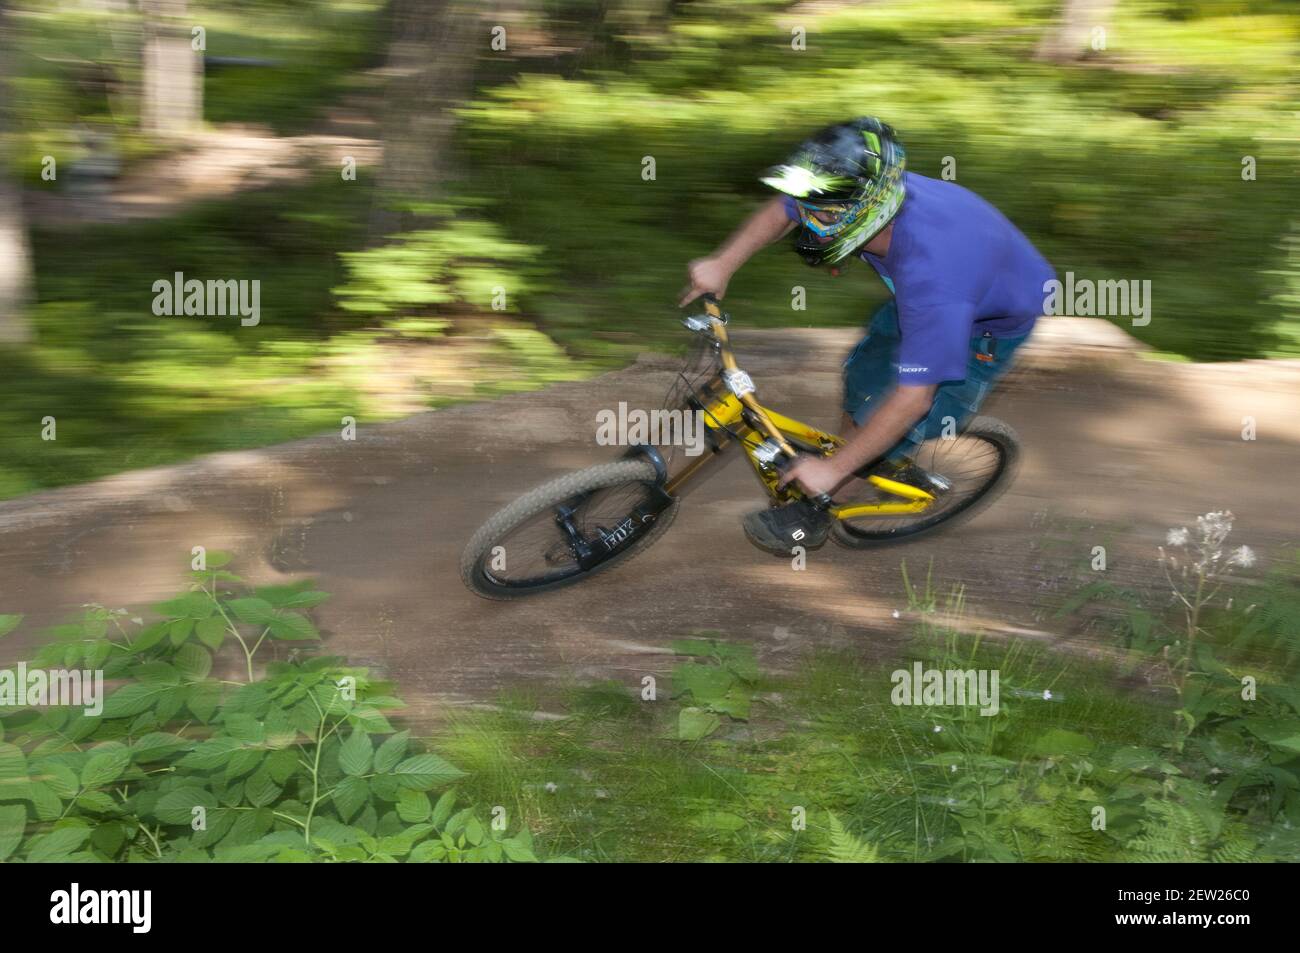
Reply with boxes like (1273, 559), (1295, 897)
(760, 117), (906, 266)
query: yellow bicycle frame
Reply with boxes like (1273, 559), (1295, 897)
(663, 299), (934, 520)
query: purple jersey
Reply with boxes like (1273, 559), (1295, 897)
(783, 172), (1055, 384)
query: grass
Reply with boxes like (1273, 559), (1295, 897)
(3, 540), (1296, 862)
(429, 622), (1165, 862)
(435, 545), (1300, 862)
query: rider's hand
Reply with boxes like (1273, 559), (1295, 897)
(678, 255), (735, 307)
(777, 455), (846, 498)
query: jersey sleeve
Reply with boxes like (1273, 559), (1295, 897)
(779, 195), (800, 224)
(895, 297), (976, 385)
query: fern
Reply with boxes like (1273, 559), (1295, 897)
(1128, 795), (1260, 863)
(1013, 797), (1113, 862)
(1128, 800), (1213, 862)
(824, 813), (880, 863)
(1210, 826), (1257, 863)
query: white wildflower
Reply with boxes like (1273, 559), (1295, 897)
(1165, 527), (1189, 547)
(1228, 545), (1256, 569)
(1196, 510), (1234, 551)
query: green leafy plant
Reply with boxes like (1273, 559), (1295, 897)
(669, 637), (759, 741)
(334, 210), (544, 318)
(824, 813), (879, 863)
(0, 555), (540, 863)
(1046, 515), (1300, 862)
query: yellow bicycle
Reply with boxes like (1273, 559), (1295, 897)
(461, 295), (1020, 599)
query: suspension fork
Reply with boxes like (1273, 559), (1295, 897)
(554, 445), (680, 571)
(554, 500), (596, 566)
(663, 434), (731, 495)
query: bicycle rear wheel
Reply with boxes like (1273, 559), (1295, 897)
(461, 458), (678, 599)
(831, 416), (1019, 548)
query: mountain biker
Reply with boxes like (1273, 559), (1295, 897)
(678, 117), (1055, 555)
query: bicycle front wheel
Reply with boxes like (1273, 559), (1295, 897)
(460, 458), (679, 599)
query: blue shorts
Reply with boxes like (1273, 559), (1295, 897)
(843, 301), (1029, 459)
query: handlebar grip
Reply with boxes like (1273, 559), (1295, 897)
(772, 455), (834, 511)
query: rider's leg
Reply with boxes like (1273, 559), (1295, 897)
(833, 302), (900, 502)
(900, 329), (1034, 458)
(831, 413), (867, 503)
(840, 301), (900, 429)
(837, 325), (1032, 499)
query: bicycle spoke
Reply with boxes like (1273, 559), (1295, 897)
(838, 430), (1009, 539)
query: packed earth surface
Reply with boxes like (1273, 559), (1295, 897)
(2, 321), (1298, 727)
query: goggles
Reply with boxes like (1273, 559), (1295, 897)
(795, 198), (867, 238)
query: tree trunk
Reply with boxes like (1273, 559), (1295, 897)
(1035, 0), (1118, 63)
(370, 0), (485, 238)
(0, 0), (33, 345)
(139, 0), (203, 138)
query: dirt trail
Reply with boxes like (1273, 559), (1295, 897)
(2, 322), (1298, 725)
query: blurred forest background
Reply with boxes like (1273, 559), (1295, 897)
(0, 0), (1296, 498)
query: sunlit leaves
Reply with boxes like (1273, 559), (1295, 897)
(26, 825), (90, 862)
(101, 681), (177, 719)
(392, 754), (465, 791)
(0, 559), (534, 863)
(81, 747), (131, 790)
(0, 805), (26, 860)
(339, 731), (373, 778)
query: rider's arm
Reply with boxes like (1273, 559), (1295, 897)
(779, 383), (937, 496)
(679, 197), (796, 305)
(714, 196), (797, 268)
(826, 384), (937, 479)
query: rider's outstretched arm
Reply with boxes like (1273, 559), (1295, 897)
(780, 384), (937, 498)
(679, 197), (796, 306)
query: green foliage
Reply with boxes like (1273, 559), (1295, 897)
(7, 0), (386, 163)
(334, 212), (545, 317)
(0, 556), (539, 863)
(9, 0), (1298, 498)
(1, 180), (585, 499)
(6, 546), (1298, 862)
(459, 0), (1300, 360)
(428, 546), (1300, 863)
(824, 813), (879, 863)
(1127, 782), (1259, 863)
(669, 637), (758, 739)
